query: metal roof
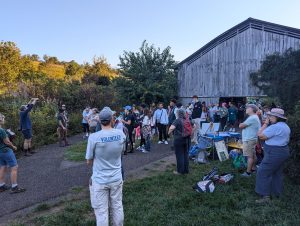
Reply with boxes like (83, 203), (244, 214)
(176, 18), (300, 67)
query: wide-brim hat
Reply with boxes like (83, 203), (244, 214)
(267, 108), (287, 120)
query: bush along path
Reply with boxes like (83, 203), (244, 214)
(0, 135), (174, 224)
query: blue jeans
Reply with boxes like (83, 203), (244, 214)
(174, 138), (189, 174)
(255, 144), (289, 196)
(145, 135), (151, 152)
(0, 149), (18, 167)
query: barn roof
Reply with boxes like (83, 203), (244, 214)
(177, 17), (300, 67)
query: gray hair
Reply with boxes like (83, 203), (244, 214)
(176, 108), (186, 119)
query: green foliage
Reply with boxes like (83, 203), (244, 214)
(0, 97), (82, 152)
(251, 48), (300, 113)
(117, 40), (178, 105)
(250, 48), (300, 183)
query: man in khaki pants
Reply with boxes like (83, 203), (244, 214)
(239, 104), (261, 177)
(86, 107), (126, 226)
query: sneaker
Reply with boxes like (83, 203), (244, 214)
(255, 196), (271, 204)
(241, 172), (251, 177)
(136, 146), (141, 151)
(158, 141), (163, 144)
(164, 141), (169, 145)
(173, 171), (182, 175)
(232, 128), (236, 132)
(10, 186), (26, 194)
(142, 150), (149, 153)
(0, 184), (10, 192)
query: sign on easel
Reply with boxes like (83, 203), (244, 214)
(214, 140), (229, 162)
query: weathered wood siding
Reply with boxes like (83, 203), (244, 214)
(178, 27), (300, 104)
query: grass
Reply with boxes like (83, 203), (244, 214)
(64, 141), (87, 161)
(34, 203), (51, 212)
(15, 160), (300, 226)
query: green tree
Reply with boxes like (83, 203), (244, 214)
(0, 41), (22, 91)
(250, 48), (300, 183)
(117, 40), (178, 105)
(65, 60), (84, 81)
(251, 48), (300, 113)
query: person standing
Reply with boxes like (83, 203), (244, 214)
(168, 109), (190, 175)
(168, 99), (177, 126)
(86, 108), (126, 226)
(228, 102), (238, 132)
(19, 98), (38, 156)
(219, 102), (229, 131)
(82, 107), (91, 139)
(0, 113), (26, 194)
(153, 103), (169, 144)
(88, 108), (100, 133)
(142, 108), (152, 153)
(136, 104), (147, 152)
(122, 106), (135, 153)
(57, 108), (69, 147)
(200, 101), (208, 128)
(239, 104), (261, 177)
(255, 108), (290, 203)
(191, 95), (202, 143)
(61, 104), (69, 134)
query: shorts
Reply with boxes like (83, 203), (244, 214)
(22, 129), (32, 139)
(0, 149), (18, 167)
(243, 140), (257, 157)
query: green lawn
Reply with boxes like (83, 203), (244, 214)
(20, 160), (300, 226)
(64, 141), (87, 161)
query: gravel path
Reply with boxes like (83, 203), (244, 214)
(0, 135), (173, 223)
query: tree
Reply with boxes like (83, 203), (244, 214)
(117, 40), (178, 105)
(65, 60), (84, 81)
(250, 48), (300, 113)
(0, 41), (30, 92)
(250, 48), (300, 183)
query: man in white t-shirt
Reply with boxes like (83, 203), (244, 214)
(86, 108), (126, 226)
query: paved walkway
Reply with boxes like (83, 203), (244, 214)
(0, 135), (173, 223)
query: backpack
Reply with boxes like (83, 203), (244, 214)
(182, 113), (192, 138)
(232, 154), (247, 169)
(193, 180), (215, 193)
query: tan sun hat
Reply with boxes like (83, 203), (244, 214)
(266, 108), (287, 120)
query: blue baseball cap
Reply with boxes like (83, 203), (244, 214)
(124, 105), (132, 111)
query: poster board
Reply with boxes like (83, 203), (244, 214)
(200, 123), (220, 135)
(214, 140), (229, 162)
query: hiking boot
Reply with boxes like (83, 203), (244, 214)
(10, 186), (26, 194)
(241, 172), (252, 177)
(255, 196), (271, 204)
(0, 184), (11, 192)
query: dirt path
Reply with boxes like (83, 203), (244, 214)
(0, 135), (174, 224)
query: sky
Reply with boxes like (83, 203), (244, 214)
(1, 0), (300, 67)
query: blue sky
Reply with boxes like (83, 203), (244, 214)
(1, 0), (300, 66)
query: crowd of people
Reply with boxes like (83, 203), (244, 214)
(0, 95), (291, 225)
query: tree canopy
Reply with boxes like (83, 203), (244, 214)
(250, 48), (300, 113)
(116, 40), (178, 105)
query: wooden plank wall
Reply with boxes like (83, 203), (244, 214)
(178, 28), (300, 104)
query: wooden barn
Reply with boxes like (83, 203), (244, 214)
(176, 18), (300, 105)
